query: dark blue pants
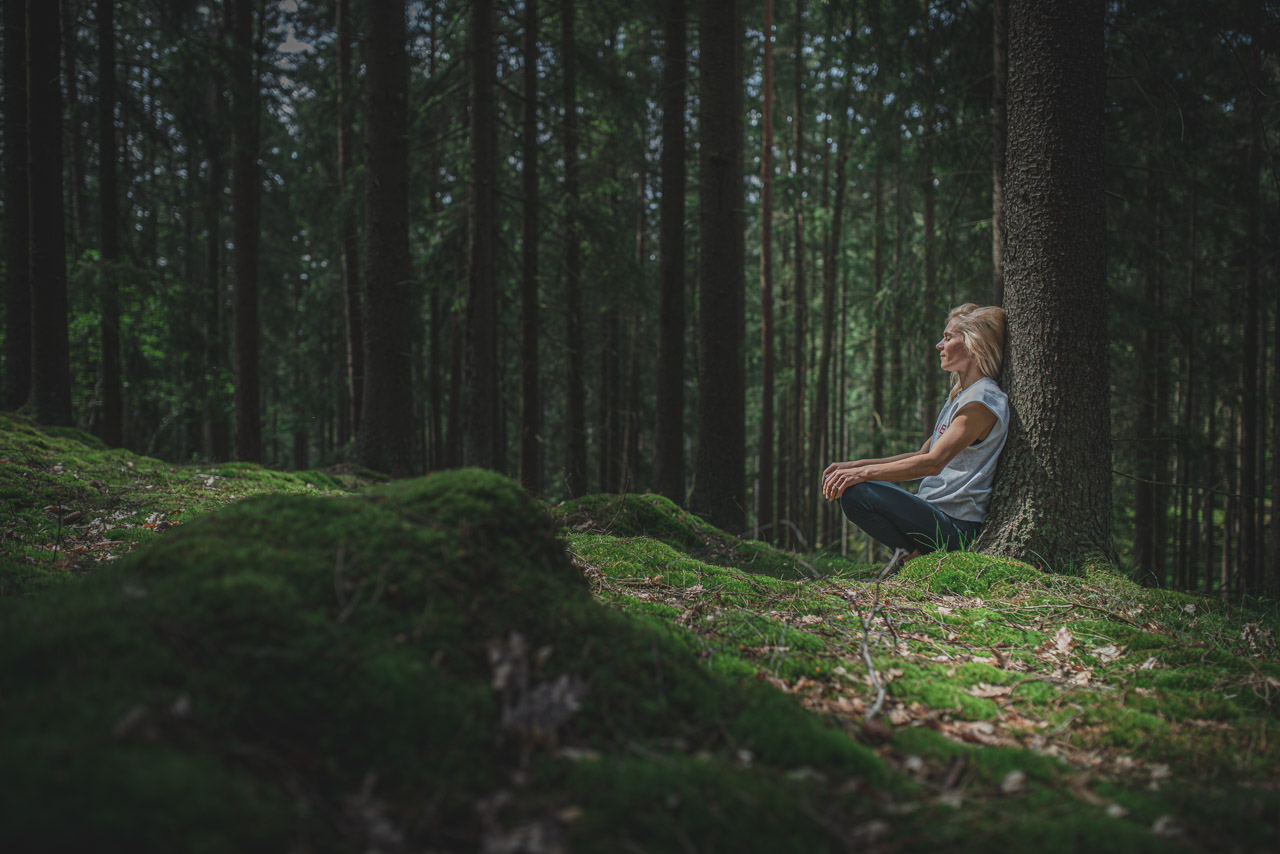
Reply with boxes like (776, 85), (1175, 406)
(837, 481), (981, 554)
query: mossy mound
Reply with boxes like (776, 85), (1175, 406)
(897, 550), (1047, 597)
(556, 492), (829, 580)
(0, 469), (887, 852)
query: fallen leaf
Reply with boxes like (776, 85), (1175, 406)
(799, 614), (823, 625)
(1139, 656), (1159, 670)
(967, 682), (1013, 699)
(1091, 644), (1123, 663)
(1053, 627), (1074, 656)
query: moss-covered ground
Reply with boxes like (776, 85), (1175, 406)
(2, 413), (1277, 851)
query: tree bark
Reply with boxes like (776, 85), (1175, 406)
(3, 0), (30, 410)
(62, 0), (88, 250)
(758, 0), (776, 538)
(518, 0), (540, 492)
(27, 0), (72, 426)
(98, 0), (122, 447)
(653, 0), (686, 504)
(355, 0), (415, 477)
(688, 0), (745, 533)
(562, 0), (586, 495)
(230, 0), (260, 460)
(979, 0), (1113, 566)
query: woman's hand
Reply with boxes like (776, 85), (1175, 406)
(822, 459), (862, 480)
(822, 465), (869, 501)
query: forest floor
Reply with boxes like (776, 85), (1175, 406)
(1, 411), (1277, 852)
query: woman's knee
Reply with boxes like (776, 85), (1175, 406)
(838, 481), (882, 516)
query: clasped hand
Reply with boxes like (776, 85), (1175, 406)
(821, 461), (867, 501)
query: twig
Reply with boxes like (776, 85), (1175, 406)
(860, 549), (904, 720)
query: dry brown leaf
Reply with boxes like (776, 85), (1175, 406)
(967, 682), (1013, 699)
(1091, 644), (1123, 663)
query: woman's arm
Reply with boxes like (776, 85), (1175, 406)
(822, 442), (928, 479)
(822, 402), (997, 500)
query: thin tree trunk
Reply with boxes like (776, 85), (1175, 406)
(758, 0), (776, 538)
(992, 0), (1007, 305)
(653, 0), (686, 504)
(336, 0), (363, 440)
(562, 0), (586, 495)
(518, 0), (540, 492)
(1240, 126), (1260, 591)
(688, 0), (745, 532)
(230, 0), (261, 460)
(871, 161), (885, 457)
(27, 0), (73, 426)
(921, 127), (937, 435)
(63, 0), (88, 249)
(3, 0), (30, 409)
(790, 0), (807, 543)
(98, 0), (122, 447)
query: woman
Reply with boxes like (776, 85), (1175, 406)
(822, 303), (1008, 569)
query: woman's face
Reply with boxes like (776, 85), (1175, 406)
(937, 319), (972, 375)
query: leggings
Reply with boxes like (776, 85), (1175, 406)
(837, 481), (981, 554)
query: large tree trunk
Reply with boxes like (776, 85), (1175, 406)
(336, 0), (363, 442)
(517, 0), (540, 493)
(230, 0), (260, 460)
(992, 0), (1008, 305)
(758, 0), (776, 538)
(3, 0), (30, 410)
(979, 0), (1113, 565)
(355, 0), (415, 477)
(98, 0), (122, 447)
(688, 0), (745, 533)
(653, 0), (687, 505)
(27, 0), (72, 426)
(562, 0), (587, 495)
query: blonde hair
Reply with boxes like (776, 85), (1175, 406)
(946, 303), (1006, 401)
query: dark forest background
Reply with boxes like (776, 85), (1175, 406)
(3, 0), (1278, 596)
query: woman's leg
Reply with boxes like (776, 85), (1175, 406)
(837, 481), (976, 554)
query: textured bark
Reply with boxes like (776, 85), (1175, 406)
(27, 0), (72, 426)
(758, 0), (775, 538)
(562, 0), (586, 495)
(230, 0), (260, 461)
(992, 0), (1007, 305)
(653, 0), (686, 504)
(518, 0), (540, 492)
(355, 0), (415, 477)
(687, 0), (745, 533)
(98, 0), (122, 447)
(3, 0), (30, 409)
(978, 0), (1113, 566)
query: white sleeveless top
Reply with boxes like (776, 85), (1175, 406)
(916, 377), (1009, 522)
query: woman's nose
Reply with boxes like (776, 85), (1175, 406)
(936, 339), (944, 350)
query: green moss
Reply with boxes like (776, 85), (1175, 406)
(0, 468), (887, 850)
(897, 551), (1045, 596)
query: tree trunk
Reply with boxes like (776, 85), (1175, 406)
(336, 0), (363, 441)
(62, 0), (88, 249)
(98, 0), (122, 447)
(979, 0), (1113, 566)
(27, 0), (72, 426)
(562, 0), (587, 495)
(871, 161), (885, 457)
(230, 0), (260, 460)
(1240, 124), (1260, 591)
(992, 0), (1007, 305)
(921, 128), (937, 435)
(518, 0), (540, 492)
(758, 0), (776, 538)
(653, 0), (686, 504)
(810, 120), (849, 547)
(688, 0), (745, 533)
(3, 0), (30, 410)
(790, 0), (807, 545)
(355, 0), (415, 477)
